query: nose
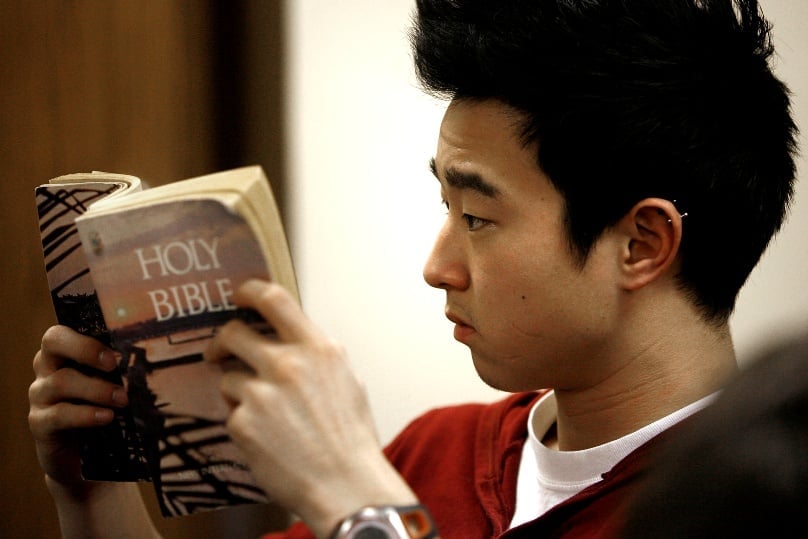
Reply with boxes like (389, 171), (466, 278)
(423, 224), (469, 291)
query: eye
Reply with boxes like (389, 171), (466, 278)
(442, 199), (489, 231)
(463, 213), (488, 231)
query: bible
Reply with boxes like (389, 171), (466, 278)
(35, 165), (298, 516)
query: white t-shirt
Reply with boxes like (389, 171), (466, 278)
(508, 391), (717, 529)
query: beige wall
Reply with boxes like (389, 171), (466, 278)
(731, 1), (808, 358)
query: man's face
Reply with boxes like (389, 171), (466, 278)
(424, 99), (622, 392)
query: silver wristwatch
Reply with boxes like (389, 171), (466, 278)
(329, 504), (438, 539)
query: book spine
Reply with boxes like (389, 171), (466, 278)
(35, 182), (150, 482)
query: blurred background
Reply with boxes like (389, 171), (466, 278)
(1, 1), (806, 537)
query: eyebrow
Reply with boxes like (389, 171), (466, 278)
(428, 158), (500, 198)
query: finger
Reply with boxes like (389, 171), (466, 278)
(219, 369), (257, 408)
(36, 325), (118, 376)
(205, 319), (276, 377)
(29, 367), (128, 408)
(29, 401), (116, 439)
(233, 280), (317, 343)
(204, 318), (252, 363)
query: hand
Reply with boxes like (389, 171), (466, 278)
(28, 326), (128, 491)
(206, 280), (417, 538)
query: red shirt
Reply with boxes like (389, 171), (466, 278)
(263, 391), (679, 538)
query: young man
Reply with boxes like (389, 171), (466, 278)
(28, 0), (797, 538)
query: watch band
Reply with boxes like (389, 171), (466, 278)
(330, 504), (438, 539)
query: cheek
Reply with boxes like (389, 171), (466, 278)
(478, 261), (556, 338)
(498, 242), (571, 308)
(483, 250), (606, 340)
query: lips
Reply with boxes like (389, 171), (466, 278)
(445, 310), (469, 326)
(446, 308), (475, 343)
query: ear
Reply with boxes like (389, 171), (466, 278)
(616, 198), (683, 291)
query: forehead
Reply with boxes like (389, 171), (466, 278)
(434, 99), (555, 198)
(436, 99), (527, 162)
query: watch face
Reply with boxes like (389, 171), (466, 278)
(348, 521), (396, 539)
(353, 527), (392, 539)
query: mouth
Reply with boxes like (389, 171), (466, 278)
(446, 309), (475, 343)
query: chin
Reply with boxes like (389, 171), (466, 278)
(472, 356), (540, 393)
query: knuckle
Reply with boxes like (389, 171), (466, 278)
(28, 378), (42, 404)
(46, 402), (71, 430)
(226, 406), (251, 442)
(28, 403), (58, 436)
(217, 320), (238, 340)
(326, 337), (347, 356)
(40, 325), (64, 351)
(273, 357), (303, 385)
(257, 282), (286, 306)
(46, 369), (69, 396)
(27, 404), (53, 431)
(27, 408), (42, 434)
(242, 379), (268, 402)
(315, 337), (347, 363)
(225, 406), (241, 431)
(40, 325), (104, 366)
(217, 319), (250, 344)
(32, 349), (44, 373)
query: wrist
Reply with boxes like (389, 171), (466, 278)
(45, 476), (161, 539)
(45, 473), (108, 501)
(297, 453), (419, 538)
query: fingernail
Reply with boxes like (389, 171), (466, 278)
(94, 409), (114, 423)
(111, 388), (128, 406)
(98, 349), (119, 371)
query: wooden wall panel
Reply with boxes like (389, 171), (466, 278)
(0, 1), (288, 536)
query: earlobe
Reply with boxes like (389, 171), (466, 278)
(620, 198), (683, 291)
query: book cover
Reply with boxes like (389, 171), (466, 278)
(35, 175), (150, 482)
(76, 196), (275, 517)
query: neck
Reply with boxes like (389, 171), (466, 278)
(552, 303), (738, 451)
